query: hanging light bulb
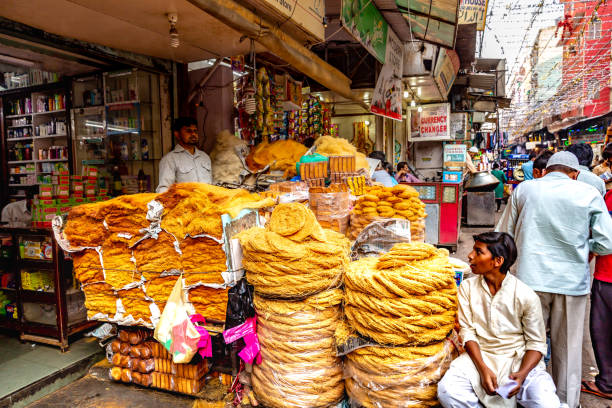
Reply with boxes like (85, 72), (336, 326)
(411, 100), (416, 107)
(365, 120), (370, 126)
(167, 13), (180, 48)
(403, 90), (409, 99)
(417, 106), (422, 113)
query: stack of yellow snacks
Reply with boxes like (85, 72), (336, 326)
(348, 185), (427, 241)
(60, 182), (274, 327)
(236, 203), (350, 408)
(308, 184), (351, 234)
(343, 242), (458, 408)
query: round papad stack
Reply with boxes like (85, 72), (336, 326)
(344, 242), (458, 408)
(236, 203), (351, 408)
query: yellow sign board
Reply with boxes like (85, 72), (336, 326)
(458, 0), (489, 31)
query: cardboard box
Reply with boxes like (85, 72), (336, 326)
(39, 185), (53, 198)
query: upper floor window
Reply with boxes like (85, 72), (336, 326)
(589, 17), (602, 40)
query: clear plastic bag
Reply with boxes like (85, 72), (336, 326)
(345, 338), (457, 408)
(252, 295), (344, 408)
(351, 219), (412, 260)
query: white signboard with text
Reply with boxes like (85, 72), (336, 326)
(408, 103), (451, 141)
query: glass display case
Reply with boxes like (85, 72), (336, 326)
(70, 106), (106, 177)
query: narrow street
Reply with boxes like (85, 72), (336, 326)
(455, 208), (609, 408)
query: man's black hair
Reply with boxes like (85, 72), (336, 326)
(603, 143), (612, 161)
(492, 162), (500, 169)
(303, 137), (315, 148)
(368, 150), (386, 162)
(533, 150), (554, 171)
(529, 151), (537, 160)
(172, 117), (198, 133)
(566, 143), (593, 167)
(396, 161), (408, 172)
(472, 231), (517, 274)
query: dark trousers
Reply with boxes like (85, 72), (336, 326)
(591, 279), (612, 393)
(495, 198), (502, 211)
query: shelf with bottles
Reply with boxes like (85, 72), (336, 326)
(5, 96), (33, 117)
(72, 75), (103, 108)
(32, 91), (66, 114)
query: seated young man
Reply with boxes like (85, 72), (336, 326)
(437, 232), (561, 408)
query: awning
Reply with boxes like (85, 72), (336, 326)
(0, 0), (363, 105)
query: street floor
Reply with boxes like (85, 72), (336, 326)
(455, 207), (609, 408)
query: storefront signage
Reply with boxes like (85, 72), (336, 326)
(434, 49), (460, 97)
(370, 28), (403, 121)
(458, 0), (489, 31)
(245, 0), (325, 41)
(408, 103), (451, 141)
(450, 112), (468, 140)
(341, 0), (396, 64)
(444, 144), (467, 170)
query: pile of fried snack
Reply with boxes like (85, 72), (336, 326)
(62, 183), (275, 326)
(109, 327), (210, 394)
(343, 242), (458, 407)
(236, 203), (350, 408)
(348, 185), (427, 241)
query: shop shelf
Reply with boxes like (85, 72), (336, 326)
(0, 287), (16, 292)
(34, 134), (67, 139)
(19, 258), (54, 268)
(37, 158), (68, 163)
(7, 160), (35, 164)
(7, 124), (33, 128)
(5, 113), (33, 119)
(9, 172), (36, 175)
(33, 109), (66, 116)
(6, 137), (34, 142)
(105, 100), (140, 107)
(9, 184), (36, 187)
(20, 290), (55, 304)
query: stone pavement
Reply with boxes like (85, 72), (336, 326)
(454, 208), (609, 408)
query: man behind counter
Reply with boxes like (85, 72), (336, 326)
(1, 190), (33, 228)
(156, 117), (212, 193)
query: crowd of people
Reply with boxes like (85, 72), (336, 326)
(439, 145), (612, 408)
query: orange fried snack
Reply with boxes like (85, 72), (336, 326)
(104, 193), (158, 235)
(72, 249), (104, 284)
(101, 237), (140, 290)
(83, 282), (117, 318)
(119, 287), (152, 323)
(64, 202), (109, 247)
(143, 276), (180, 304)
(188, 286), (229, 321)
(132, 232), (181, 280)
(181, 237), (227, 286)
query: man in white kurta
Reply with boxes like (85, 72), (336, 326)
(438, 234), (559, 408)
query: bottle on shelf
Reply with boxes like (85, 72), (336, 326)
(112, 165), (123, 196)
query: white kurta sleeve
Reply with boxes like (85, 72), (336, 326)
(156, 155), (175, 193)
(504, 188), (520, 238)
(458, 283), (480, 346)
(521, 292), (548, 355)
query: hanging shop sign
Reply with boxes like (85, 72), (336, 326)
(396, 0), (459, 48)
(371, 28), (404, 121)
(458, 0), (489, 31)
(450, 113), (468, 140)
(433, 49), (460, 96)
(443, 144), (467, 170)
(408, 103), (451, 141)
(341, 0), (392, 64)
(244, 0), (326, 41)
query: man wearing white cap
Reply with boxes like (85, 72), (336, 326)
(465, 146), (479, 174)
(503, 151), (612, 408)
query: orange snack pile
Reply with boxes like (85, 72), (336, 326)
(348, 185), (427, 241)
(62, 183), (275, 326)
